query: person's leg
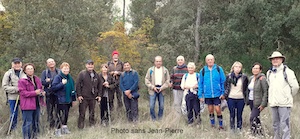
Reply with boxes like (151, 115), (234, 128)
(185, 93), (193, 124)
(8, 100), (19, 130)
(236, 99), (245, 129)
(278, 107), (291, 139)
(131, 98), (139, 122)
(22, 110), (34, 139)
(157, 93), (164, 120)
(271, 107), (280, 139)
(227, 98), (235, 130)
(32, 106), (40, 136)
(250, 106), (260, 133)
(78, 99), (88, 129)
(61, 104), (71, 134)
(123, 94), (132, 121)
(88, 99), (96, 126)
(149, 93), (157, 120)
(109, 89), (115, 111)
(173, 90), (183, 113)
(193, 94), (201, 124)
(214, 98), (223, 129)
(205, 98), (215, 127)
(49, 94), (56, 128)
(116, 85), (123, 108)
(100, 97), (107, 122)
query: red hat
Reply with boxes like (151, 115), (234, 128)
(112, 50), (119, 56)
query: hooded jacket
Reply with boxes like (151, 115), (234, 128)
(2, 69), (26, 100)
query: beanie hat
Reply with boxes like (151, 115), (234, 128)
(112, 50), (119, 56)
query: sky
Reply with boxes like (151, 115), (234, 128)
(114, 0), (133, 32)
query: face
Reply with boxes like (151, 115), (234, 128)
(233, 64), (242, 74)
(271, 57), (283, 67)
(252, 65), (261, 76)
(154, 57), (162, 68)
(187, 66), (195, 74)
(123, 63), (131, 72)
(112, 54), (119, 62)
(12, 62), (22, 70)
(86, 63), (94, 71)
(101, 66), (108, 73)
(46, 59), (56, 68)
(25, 65), (34, 76)
(61, 66), (70, 75)
(177, 58), (184, 66)
(205, 56), (215, 67)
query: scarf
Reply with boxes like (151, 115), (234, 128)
(177, 64), (187, 69)
(60, 71), (75, 103)
(230, 72), (242, 86)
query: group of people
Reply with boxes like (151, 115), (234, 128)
(2, 50), (299, 139)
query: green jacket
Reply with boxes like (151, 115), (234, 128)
(247, 73), (268, 108)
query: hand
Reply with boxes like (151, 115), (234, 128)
(127, 93), (133, 99)
(95, 96), (101, 102)
(78, 96), (84, 103)
(41, 91), (46, 96)
(193, 84), (198, 89)
(200, 98), (204, 102)
(153, 87), (158, 92)
(258, 106), (264, 111)
(220, 95), (225, 100)
(35, 89), (41, 95)
(124, 90), (131, 96)
(184, 86), (190, 90)
(114, 71), (119, 75)
(62, 79), (67, 84)
(46, 78), (51, 82)
(169, 83), (173, 88)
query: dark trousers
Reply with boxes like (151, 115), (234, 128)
(22, 107), (40, 139)
(100, 97), (108, 122)
(185, 93), (200, 124)
(46, 94), (56, 128)
(227, 98), (245, 129)
(249, 100), (261, 125)
(78, 99), (96, 129)
(123, 95), (138, 122)
(111, 85), (123, 109)
(56, 104), (70, 129)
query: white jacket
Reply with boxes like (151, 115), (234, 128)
(267, 64), (299, 107)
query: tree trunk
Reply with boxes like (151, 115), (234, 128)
(123, 0), (126, 23)
(194, 2), (201, 63)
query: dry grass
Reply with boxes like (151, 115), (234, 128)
(0, 88), (300, 139)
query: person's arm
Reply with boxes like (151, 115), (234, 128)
(219, 67), (226, 96)
(18, 79), (38, 98)
(98, 75), (103, 97)
(129, 71), (139, 92)
(286, 69), (299, 96)
(119, 74), (126, 92)
(41, 70), (50, 87)
(180, 74), (186, 90)
(2, 71), (18, 94)
(51, 75), (64, 92)
(223, 75), (230, 99)
(260, 76), (269, 107)
(198, 69), (204, 99)
(145, 68), (155, 90)
(160, 68), (170, 91)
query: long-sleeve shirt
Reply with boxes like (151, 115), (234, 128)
(120, 69), (139, 93)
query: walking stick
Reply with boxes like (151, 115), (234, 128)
(107, 96), (111, 126)
(7, 95), (19, 135)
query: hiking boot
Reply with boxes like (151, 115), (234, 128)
(218, 126), (225, 131)
(54, 129), (62, 137)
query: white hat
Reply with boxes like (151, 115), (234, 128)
(268, 51), (285, 62)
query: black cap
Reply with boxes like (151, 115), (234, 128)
(12, 57), (22, 63)
(86, 59), (94, 64)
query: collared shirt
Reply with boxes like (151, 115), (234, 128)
(155, 67), (163, 86)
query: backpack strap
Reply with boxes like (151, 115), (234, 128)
(283, 65), (288, 83)
(201, 65), (220, 76)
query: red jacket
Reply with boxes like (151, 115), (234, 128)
(18, 76), (45, 110)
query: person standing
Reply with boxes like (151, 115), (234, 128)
(198, 54), (226, 130)
(18, 63), (45, 139)
(224, 61), (249, 132)
(2, 57), (26, 132)
(145, 56), (170, 121)
(107, 50), (123, 110)
(51, 62), (76, 136)
(170, 56), (188, 114)
(40, 58), (60, 128)
(120, 62), (139, 122)
(180, 62), (200, 124)
(99, 64), (116, 126)
(76, 60), (102, 129)
(267, 51), (299, 139)
(247, 62), (268, 135)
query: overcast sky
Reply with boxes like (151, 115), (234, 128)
(115, 0), (132, 31)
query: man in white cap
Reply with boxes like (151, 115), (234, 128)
(267, 51), (299, 139)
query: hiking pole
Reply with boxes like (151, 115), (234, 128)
(7, 95), (19, 135)
(107, 96), (111, 126)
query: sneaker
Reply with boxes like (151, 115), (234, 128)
(62, 127), (71, 134)
(54, 129), (62, 137)
(218, 126), (225, 130)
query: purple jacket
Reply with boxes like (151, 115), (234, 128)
(18, 76), (45, 110)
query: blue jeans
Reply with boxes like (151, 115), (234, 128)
(22, 107), (40, 139)
(149, 92), (164, 120)
(9, 100), (20, 130)
(227, 98), (245, 129)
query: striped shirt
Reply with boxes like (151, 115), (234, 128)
(171, 65), (188, 90)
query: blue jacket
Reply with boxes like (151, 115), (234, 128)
(51, 74), (75, 104)
(41, 68), (60, 93)
(120, 70), (139, 96)
(198, 64), (226, 99)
